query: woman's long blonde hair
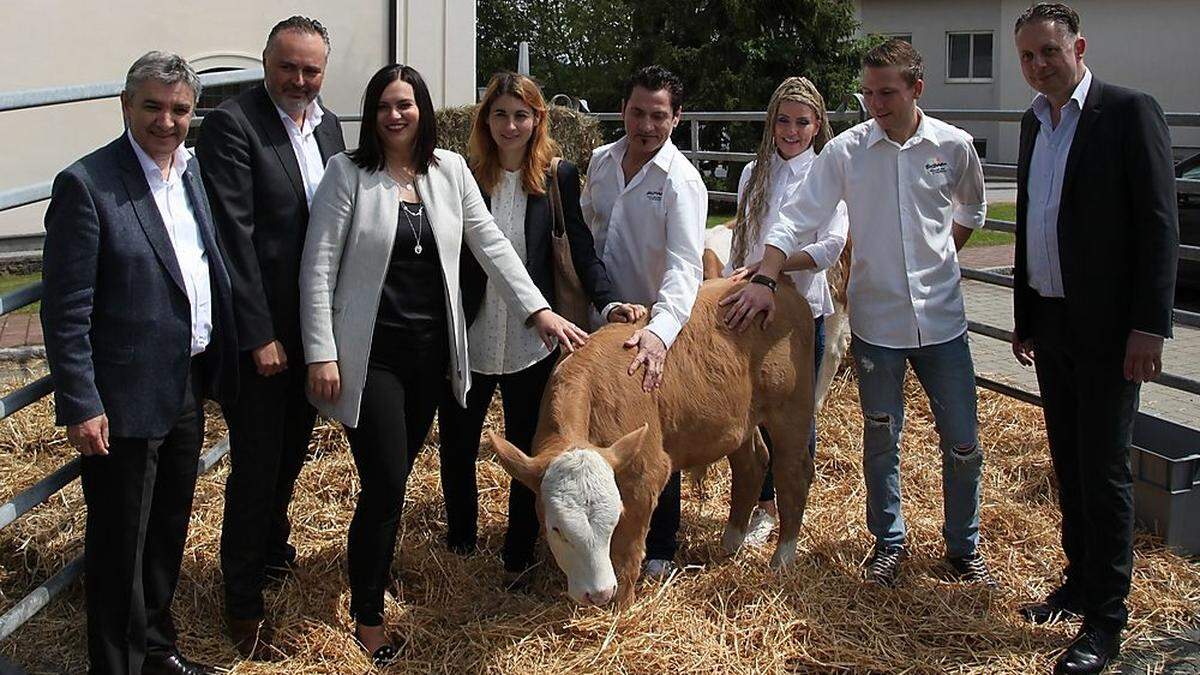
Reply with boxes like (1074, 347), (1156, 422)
(468, 72), (560, 196)
(731, 77), (833, 267)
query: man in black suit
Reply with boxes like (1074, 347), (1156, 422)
(1011, 4), (1179, 674)
(194, 16), (345, 657)
(41, 52), (237, 675)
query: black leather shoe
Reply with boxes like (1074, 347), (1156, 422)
(1019, 585), (1083, 625)
(142, 651), (218, 675)
(1053, 624), (1120, 675)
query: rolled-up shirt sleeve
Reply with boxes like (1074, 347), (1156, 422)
(798, 200), (848, 271)
(646, 175), (707, 348)
(952, 138), (987, 228)
(766, 146), (846, 256)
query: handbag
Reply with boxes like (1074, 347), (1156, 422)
(546, 158), (592, 328)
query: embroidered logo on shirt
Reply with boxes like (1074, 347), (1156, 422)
(645, 190), (663, 202)
(925, 159), (949, 175)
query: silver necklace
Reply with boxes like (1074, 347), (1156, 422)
(401, 201), (424, 254)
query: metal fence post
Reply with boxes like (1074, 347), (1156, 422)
(690, 119), (701, 169)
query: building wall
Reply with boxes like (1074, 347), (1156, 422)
(0, 0), (476, 236)
(856, 0), (1200, 165)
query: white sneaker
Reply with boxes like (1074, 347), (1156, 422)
(642, 558), (677, 581)
(743, 506), (778, 548)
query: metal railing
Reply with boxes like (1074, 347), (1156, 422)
(0, 68), (260, 651)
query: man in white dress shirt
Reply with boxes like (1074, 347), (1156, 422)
(41, 52), (238, 675)
(722, 39), (994, 588)
(581, 65), (708, 577)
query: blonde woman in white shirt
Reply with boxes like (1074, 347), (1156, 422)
(727, 77), (848, 547)
(439, 72), (645, 588)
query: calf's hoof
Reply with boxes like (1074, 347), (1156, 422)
(721, 525), (746, 556)
(769, 539), (798, 570)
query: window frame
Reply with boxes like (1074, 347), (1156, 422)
(945, 31), (994, 84)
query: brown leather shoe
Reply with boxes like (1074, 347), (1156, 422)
(227, 615), (276, 661)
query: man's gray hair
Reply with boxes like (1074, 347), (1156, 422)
(123, 51), (202, 102)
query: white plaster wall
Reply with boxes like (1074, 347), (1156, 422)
(0, 0), (476, 237)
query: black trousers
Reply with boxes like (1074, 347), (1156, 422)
(220, 350), (316, 619)
(344, 341), (446, 626)
(1031, 295), (1139, 634)
(82, 360), (204, 675)
(438, 351), (558, 571)
(645, 471), (682, 561)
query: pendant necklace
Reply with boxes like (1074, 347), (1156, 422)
(401, 201), (425, 254)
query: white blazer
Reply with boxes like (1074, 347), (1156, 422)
(300, 149), (549, 427)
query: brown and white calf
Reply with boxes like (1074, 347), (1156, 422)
(490, 277), (816, 607)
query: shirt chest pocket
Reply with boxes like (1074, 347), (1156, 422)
(917, 161), (954, 203)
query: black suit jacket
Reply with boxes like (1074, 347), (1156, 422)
(40, 135), (238, 438)
(195, 84), (345, 355)
(461, 159), (618, 324)
(1014, 77), (1179, 358)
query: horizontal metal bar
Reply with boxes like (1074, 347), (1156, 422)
(0, 282), (43, 316)
(1179, 178), (1200, 195)
(1180, 244), (1200, 262)
(0, 182), (52, 213)
(0, 434), (231, 642)
(0, 68), (263, 114)
(709, 191), (737, 203)
(976, 374), (1043, 406)
(961, 268), (1014, 287)
(0, 458), (80, 532)
(983, 163), (1017, 179)
(1176, 308), (1200, 328)
(682, 150), (755, 162)
(0, 555), (83, 641)
(984, 218), (1016, 233)
(0, 235), (45, 257)
(0, 376), (52, 422)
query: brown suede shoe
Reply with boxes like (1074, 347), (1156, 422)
(227, 615), (277, 661)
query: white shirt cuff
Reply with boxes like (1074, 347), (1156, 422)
(646, 314), (682, 350)
(954, 203), (987, 229)
(799, 242), (833, 271)
(763, 231), (795, 258)
(600, 302), (622, 323)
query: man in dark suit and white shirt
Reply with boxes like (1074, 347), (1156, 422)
(1011, 4), (1179, 673)
(40, 51), (238, 675)
(194, 16), (345, 657)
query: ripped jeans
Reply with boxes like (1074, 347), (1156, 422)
(851, 331), (981, 558)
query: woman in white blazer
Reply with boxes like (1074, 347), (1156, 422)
(299, 64), (586, 664)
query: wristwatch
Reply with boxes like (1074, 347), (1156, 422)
(750, 274), (778, 293)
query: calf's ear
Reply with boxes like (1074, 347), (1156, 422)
(488, 430), (548, 492)
(600, 424), (650, 474)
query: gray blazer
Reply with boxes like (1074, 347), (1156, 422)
(300, 149), (549, 426)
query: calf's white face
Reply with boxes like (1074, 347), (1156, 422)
(489, 425), (648, 606)
(541, 450), (622, 605)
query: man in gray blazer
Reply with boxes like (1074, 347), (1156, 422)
(40, 52), (237, 675)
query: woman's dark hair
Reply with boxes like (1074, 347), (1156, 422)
(348, 64), (439, 174)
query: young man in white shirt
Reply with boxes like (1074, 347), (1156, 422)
(722, 39), (993, 588)
(581, 65), (708, 578)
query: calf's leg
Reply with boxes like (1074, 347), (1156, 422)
(722, 430), (769, 555)
(763, 412), (815, 570)
(610, 447), (672, 608)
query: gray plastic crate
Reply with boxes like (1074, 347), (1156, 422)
(1131, 412), (1200, 556)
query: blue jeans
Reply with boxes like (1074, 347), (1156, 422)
(851, 331), (981, 558)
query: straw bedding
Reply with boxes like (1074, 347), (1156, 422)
(0, 359), (1197, 673)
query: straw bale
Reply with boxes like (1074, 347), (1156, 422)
(0, 361), (1197, 673)
(436, 105), (604, 171)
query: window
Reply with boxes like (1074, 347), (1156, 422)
(947, 32), (993, 82)
(888, 33), (913, 44)
(972, 138), (988, 160)
(186, 67), (261, 145)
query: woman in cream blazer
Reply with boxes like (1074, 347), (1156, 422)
(299, 64), (586, 664)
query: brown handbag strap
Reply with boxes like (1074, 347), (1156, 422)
(548, 157), (566, 237)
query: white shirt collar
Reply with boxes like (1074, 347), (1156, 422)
(274, 97), (323, 134)
(1031, 67), (1092, 116)
(773, 147), (815, 177)
(866, 107), (936, 149)
(126, 129), (191, 184)
(612, 135), (679, 173)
